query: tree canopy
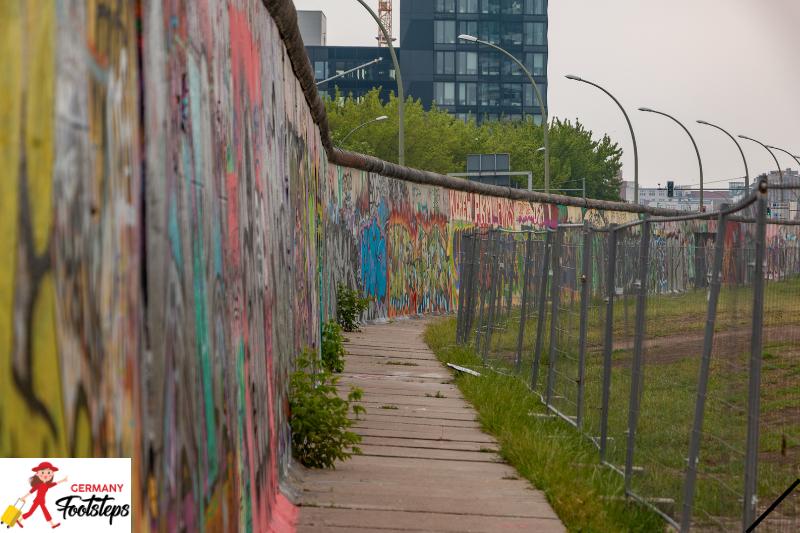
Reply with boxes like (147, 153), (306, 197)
(325, 88), (623, 201)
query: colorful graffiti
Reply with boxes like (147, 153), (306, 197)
(1, 1), (677, 531)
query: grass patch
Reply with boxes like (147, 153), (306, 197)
(379, 404), (399, 410)
(425, 318), (663, 532)
(386, 360), (419, 366)
(425, 391), (447, 398)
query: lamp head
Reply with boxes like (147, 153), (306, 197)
(696, 120), (709, 125)
(536, 147), (546, 153)
(565, 74), (582, 81)
(638, 107), (654, 113)
(375, 115), (389, 122)
(458, 34), (479, 43)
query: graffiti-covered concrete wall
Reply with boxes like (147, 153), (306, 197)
(1, 1), (641, 531)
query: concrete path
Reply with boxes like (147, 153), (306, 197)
(296, 319), (565, 533)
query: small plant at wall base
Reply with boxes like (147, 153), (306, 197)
(289, 350), (365, 468)
(321, 321), (346, 373)
(336, 285), (370, 332)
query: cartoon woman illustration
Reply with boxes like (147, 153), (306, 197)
(15, 461), (67, 529)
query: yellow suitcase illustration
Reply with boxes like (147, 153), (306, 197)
(1, 499), (23, 528)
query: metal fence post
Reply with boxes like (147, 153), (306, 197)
(515, 232), (534, 372)
(743, 182), (768, 530)
(680, 211), (728, 531)
(456, 232), (470, 343)
(464, 230), (480, 344)
(531, 229), (554, 390)
(577, 223), (593, 430)
(475, 232), (490, 353)
(483, 230), (501, 364)
(600, 226), (618, 462)
(546, 227), (565, 406)
(506, 237), (517, 318)
(625, 218), (651, 492)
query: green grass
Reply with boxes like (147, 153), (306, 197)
(425, 318), (665, 533)
(444, 273), (800, 529)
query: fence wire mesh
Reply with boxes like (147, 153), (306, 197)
(454, 179), (799, 532)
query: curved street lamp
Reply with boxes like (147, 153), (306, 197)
(738, 135), (783, 200)
(355, 0), (404, 165)
(459, 34), (550, 194)
(639, 107), (704, 210)
(766, 145), (800, 169)
(339, 115), (389, 144)
(696, 120), (749, 190)
(566, 75), (639, 204)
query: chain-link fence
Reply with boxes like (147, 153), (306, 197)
(455, 178), (799, 532)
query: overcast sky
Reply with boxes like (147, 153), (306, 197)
(293, 0), (799, 188)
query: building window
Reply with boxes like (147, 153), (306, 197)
(314, 61), (328, 80)
(479, 21), (500, 43)
(435, 0), (456, 13)
(480, 53), (500, 76)
(502, 57), (523, 76)
(479, 83), (500, 106)
(502, 0), (523, 15)
(502, 22), (523, 47)
(436, 51), (455, 75)
(525, 52), (546, 76)
(524, 84), (542, 107)
(525, 0), (546, 15)
(457, 51), (478, 75)
(524, 22), (546, 46)
(434, 20), (457, 43)
(502, 84), (523, 107)
(434, 82), (456, 106)
(458, 20), (478, 39)
(458, 82), (478, 106)
(458, 0), (479, 13)
(481, 0), (501, 14)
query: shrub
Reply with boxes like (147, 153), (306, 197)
(336, 285), (370, 332)
(321, 321), (346, 373)
(289, 350), (365, 468)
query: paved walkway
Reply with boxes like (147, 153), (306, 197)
(297, 319), (565, 532)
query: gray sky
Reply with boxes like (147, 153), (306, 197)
(294, 0), (800, 188)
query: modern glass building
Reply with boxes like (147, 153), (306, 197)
(302, 0), (548, 123)
(401, 0), (548, 123)
(307, 46), (399, 103)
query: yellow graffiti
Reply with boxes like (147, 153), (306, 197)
(0, 1), (65, 456)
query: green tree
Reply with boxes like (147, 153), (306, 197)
(325, 88), (623, 201)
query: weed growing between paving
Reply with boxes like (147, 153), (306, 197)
(290, 349), (365, 468)
(425, 318), (664, 532)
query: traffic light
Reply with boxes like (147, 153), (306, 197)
(667, 181), (674, 198)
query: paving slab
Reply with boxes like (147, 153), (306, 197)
(296, 319), (565, 532)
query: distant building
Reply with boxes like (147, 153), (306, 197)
(301, 2), (549, 123)
(307, 46), (398, 103)
(401, 0), (548, 123)
(762, 169), (800, 220)
(298, 10), (327, 46)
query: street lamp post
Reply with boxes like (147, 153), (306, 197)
(355, 0), (404, 165)
(639, 107), (705, 211)
(458, 34), (550, 194)
(316, 57), (383, 87)
(739, 135), (783, 200)
(566, 75), (639, 204)
(766, 145), (800, 169)
(696, 120), (749, 190)
(339, 115), (389, 144)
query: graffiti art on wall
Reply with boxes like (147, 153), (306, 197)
(2, 1), (692, 531)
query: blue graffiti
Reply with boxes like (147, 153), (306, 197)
(360, 219), (387, 300)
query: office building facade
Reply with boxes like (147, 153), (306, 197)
(401, 0), (548, 123)
(306, 46), (398, 103)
